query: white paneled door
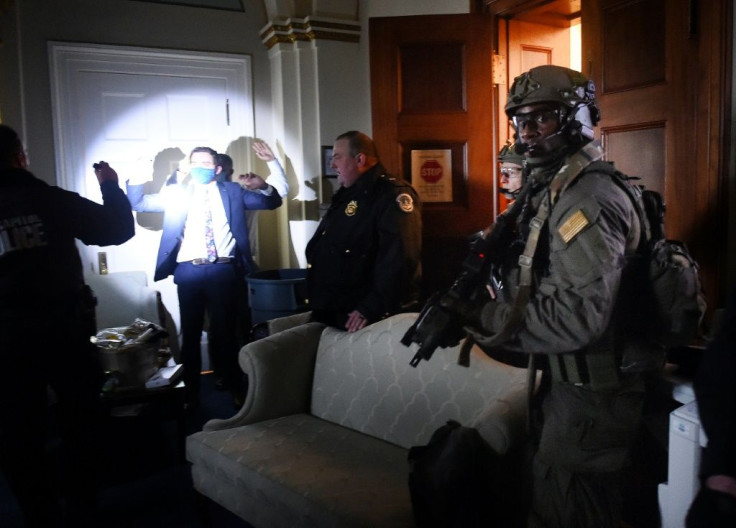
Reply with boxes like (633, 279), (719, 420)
(49, 43), (254, 331)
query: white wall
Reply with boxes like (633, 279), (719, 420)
(0, 0), (470, 186)
(0, 0), (271, 185)
(0, 0), (471, 182)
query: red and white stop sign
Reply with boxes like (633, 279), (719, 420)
(420, 159), (443, 183)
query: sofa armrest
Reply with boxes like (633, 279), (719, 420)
(266, 311), (312, 335)
(203, 322), (326, 431)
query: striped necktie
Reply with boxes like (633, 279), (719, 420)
(204, 188), (218, 263)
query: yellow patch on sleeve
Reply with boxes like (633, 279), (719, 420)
(558, 209), (589, 244)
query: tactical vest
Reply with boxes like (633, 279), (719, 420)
(504, 143), (628, 391)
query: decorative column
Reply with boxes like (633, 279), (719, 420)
(260, 11), (361, 268)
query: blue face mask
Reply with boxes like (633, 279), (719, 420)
(190, 166), (216, 184)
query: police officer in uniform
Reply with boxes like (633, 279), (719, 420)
(306, 131), (422, 333)
(0, 124), (134, 526)
(461, 66), (651, 528)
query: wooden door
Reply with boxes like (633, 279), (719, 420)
(582, 0), (731, 316)
(370, 14), (496, 300)
(499, 13), (574, 212)
(372, 2), (731, 314)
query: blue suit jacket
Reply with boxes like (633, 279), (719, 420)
(127, 177), (282, 281)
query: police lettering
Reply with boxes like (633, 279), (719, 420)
(0, 215), (48, 257)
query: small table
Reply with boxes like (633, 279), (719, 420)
(100, 380), (187, 460)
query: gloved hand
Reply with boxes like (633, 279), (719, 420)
(436, 317), (467, 350)
(438, 290), (488, 329)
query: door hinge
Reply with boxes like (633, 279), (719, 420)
(492, 54), (506, 85)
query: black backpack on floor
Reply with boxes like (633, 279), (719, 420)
(408, 420), (512, 527)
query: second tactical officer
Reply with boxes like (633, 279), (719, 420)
(306, 131), (422, 333)
(498, 143), (525, 203)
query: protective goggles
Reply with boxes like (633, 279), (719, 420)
(511, 108), (561, 129)
(500, 167), (522, 178)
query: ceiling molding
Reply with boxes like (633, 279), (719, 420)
(129, 0), (244, 12)
(260, 16), (360, 49)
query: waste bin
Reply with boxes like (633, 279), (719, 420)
(246, 268), (308, 325)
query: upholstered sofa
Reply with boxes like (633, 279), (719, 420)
(186, 313), (535, 527)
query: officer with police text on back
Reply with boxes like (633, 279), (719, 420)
(0, 124), (134, 526)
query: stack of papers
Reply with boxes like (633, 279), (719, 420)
(145, 363), (183, 389)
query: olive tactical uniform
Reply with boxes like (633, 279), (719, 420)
(474, 66), (654, 528)
(481, 151), (646, 528)
(306, 163), (422, 328)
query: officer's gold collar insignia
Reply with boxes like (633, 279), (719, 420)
(345, 200), (358, 216)
(396, 193), (414, 213)
(559, 209), (589, 243)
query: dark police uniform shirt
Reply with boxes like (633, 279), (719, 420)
(0, 167), (134, 318)
(305, 163), (422, 325)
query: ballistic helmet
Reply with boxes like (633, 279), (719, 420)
(498, 143), (524, 166)
(505, 65), (600, 144)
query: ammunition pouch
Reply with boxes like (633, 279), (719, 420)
(547, 348), (621, 391)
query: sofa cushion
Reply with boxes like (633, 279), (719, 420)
(311, 313), (530, 450)
(187, 413), (413, 528)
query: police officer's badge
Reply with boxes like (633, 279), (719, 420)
(345, 200), (358, 216)
(396, 193), (414, 213)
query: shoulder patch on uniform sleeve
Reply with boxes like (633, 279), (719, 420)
(558, 209), (589, 244)
(396, 193), (414, 213)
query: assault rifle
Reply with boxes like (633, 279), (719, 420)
(402, 181), (531, 367)
(402, 215), (511, 367)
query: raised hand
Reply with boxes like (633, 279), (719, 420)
(252, 141), (275, 162)
(93, 161), (119, 185)
(238, 172), (267, 191)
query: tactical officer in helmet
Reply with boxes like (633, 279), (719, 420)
(463, 66), (649, 528)
(498, 143), (525, 203)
